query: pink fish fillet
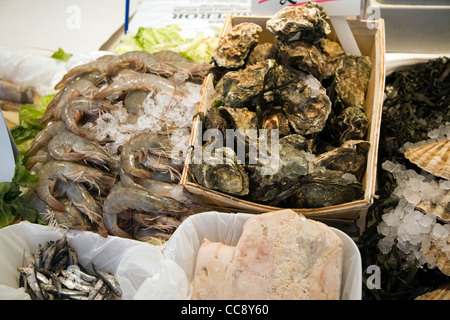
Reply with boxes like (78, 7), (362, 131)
(191, 209), (344, 300)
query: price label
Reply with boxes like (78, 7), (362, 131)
(251, 0), (361, 17)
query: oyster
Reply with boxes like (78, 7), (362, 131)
(247, 43), (278, 65)
(336, 106), (369, 144)
(332, 54), (372, 110)
(266, 2), (330, 45)
(218, 106), (258, 135)
(202, 106), (228, 135)
(314, 140), (370, 180)
(319, 38), (345, 79)
(260, 107), (291, 137)
(404, 139), (450, 181)
(190, 144), (249, 196)
(276, 39), (326, 81)
(277, 66), (332, 135)
(246, 134), (309, 204)
(293, 169), (364, 208)
(219, 59), (281, 108)
(218, 106), (259, 147)
(212, 22), (262, 68)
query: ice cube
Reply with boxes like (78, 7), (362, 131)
(377, 221), (392, 236)
(383, 212), (401, 227)
(409, 178), (422, 192)
(403, 188), (421, 205)
(432, 223), (449, 239)
(418, 214), (436, 234)
(378, 236), (395, 254)
(382, 160), (397, 173)
(428, 128), (441, 139)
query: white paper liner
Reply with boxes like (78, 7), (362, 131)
(0, 211), (362, 300)
(163, 211), (362, 300)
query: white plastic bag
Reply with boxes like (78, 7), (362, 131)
(0, 212), (362, 300)
(163, 211), (362, 300)
(0, 46), (66, 96)
(0, 221), (189, 300)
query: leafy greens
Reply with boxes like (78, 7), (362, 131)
(113, 24), (217, 63)
(0, 155), (40, 228)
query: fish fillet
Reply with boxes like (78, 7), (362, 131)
(191, 209), (344, 300)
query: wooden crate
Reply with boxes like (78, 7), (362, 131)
(181, 14), (386, 223)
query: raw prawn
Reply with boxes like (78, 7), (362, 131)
(26, 121), (66, 157)
(60, 96), (117, 140)
(56, 181), (104, 229)
(132, 212), (181, 230)
(42, 71), (109, 125)
(106, 51), (179, 77)
(93, 69), (186, 100)
(54, 56), (113, 90)
(23, 192), (93, 231)
(102, 186), (191, 238)
(120, 132), (173, 179)
(140, 152), (183, 182)
(56, 79), (99, 121)
(47, 130), (113, 167)
(123, 90), (149, 115)
(152, 50), (213, 82)
(134, 178), (178, 196)
(35, 160), (116, 212)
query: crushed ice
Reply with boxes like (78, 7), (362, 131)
(377, 123), (450, 271)
(82, 81), (202, 161)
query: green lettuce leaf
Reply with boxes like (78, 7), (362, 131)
(0, 155), (39, 228)
(112, 32), (144, 54)
(10, 94), (54, 154)
(113, 25), (217, 63)
(51, 48), (73, 62)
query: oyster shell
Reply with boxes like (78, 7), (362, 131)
(319, 38), (345, 79)
(277, 66), (332, 135)
(202, 105), (228, 135)
(219, 59), (280, 108)
(336, 106), (369, 144)
(246, 134), (309, 204)
(276, 39), (326, 81)
(247, 43), (278, 65)
(293, 169), (364, 208)
(218, 106), (259, 144)
(332, 54), (372, 110)
(314, 140), (370, 180)
(415, 282), (450, 300)
(266, 2), (330, 45)
(218, 106), (258, 132)
(260, 107), (291, 137)
(190, 144), (249, 196)
(212, 22), (262, 68)
(404, 139), (450, 181)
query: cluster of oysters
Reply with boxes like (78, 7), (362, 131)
(190, 3), (372, 208)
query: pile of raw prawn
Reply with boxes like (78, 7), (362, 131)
(23, 50), (213, 242)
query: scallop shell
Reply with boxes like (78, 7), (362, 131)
(421, 240), (450, 277)
(416, 189), (450, 223)
(404, 139), (450, 180)
(415, 282), (450, 300)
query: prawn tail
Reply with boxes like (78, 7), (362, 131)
(42, 194), (65, 212)
(102, 211), (133, 239)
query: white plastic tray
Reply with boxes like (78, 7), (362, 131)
(0, 211), (362, 300)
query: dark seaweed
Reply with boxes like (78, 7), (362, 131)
(358, 57), (450, 300)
